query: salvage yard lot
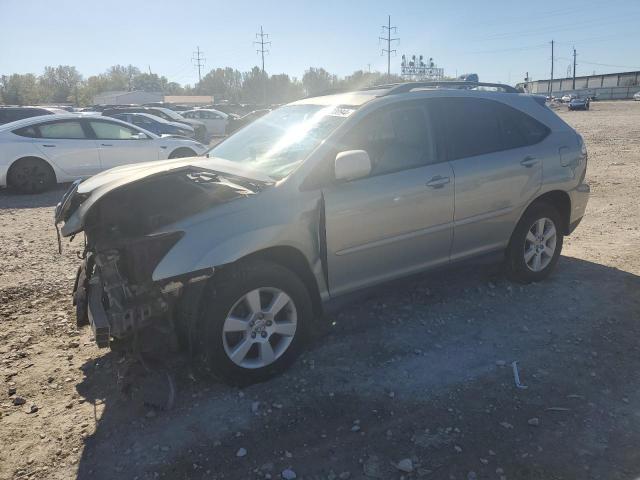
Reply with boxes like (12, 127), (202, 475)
(1, 101), (639, 480)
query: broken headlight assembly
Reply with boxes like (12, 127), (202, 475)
(117, 231), (185, 284)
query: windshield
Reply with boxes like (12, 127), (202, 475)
(207, 104), (355, 180)
(159, 108), (185, 121)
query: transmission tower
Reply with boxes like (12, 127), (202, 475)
(379, 15), (399, 80)
(192, 46), (205, 83)
(254, 26), (271, 105)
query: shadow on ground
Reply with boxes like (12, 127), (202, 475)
(74, 256), (640, 480)
(0, 184), (70, 209)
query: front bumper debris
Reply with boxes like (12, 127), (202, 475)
(87, 278), (111, 348)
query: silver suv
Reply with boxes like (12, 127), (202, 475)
(55, 82), (590, 384)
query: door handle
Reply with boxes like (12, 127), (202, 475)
(40, 144), (56, 148)
(100, 143), (113, 147)
(425, 175), (450, 188)
(520, 156), (538, 168)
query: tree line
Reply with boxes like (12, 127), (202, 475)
(0, 64), (406, 106)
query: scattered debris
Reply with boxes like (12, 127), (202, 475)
(512, 361), (528, 389)
(396, 458), (414, 473)
(236, 447), (247, 457)
(12, 396), (26, 406)
(528, 417), (540, 426)
(281, 468), (297, 480)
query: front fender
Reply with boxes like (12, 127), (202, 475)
(151, 191), (322, 282)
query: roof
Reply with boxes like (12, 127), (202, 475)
(291, 82), (519, 107)
(290, 89), (387, 107)
(0, 113), (159, 138)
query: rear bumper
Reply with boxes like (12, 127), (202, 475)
(568, 183), (590, 232)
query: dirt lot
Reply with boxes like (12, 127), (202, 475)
(1, 101), (639, 480)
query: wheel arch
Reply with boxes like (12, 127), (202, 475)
(237, 246), (324, 319)
(521, 190), (572, 235)
(168, 147), (196, 159)
(7, 156), (58, 187)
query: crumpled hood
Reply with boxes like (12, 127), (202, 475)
(57, 156), (273, 237)
(77, 156), (271, 194)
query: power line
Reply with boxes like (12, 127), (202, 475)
(549, 40), (554, 95)
(379, 15), (399, 80)
(254, 26), (271, 104)
(572, 46), (577, 89)
(192, 46), (205, 83)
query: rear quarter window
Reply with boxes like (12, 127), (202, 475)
(12, 125), (40, 138)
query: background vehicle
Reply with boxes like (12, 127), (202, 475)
(0, 106), (67, 125)
(561, 94), (576, 103)
(57, 82), (589, 385)
(0, 114), (206, 193)
(101, 106), (207, 141)
(108, 112), (196, 138)
(227, 109), (271, 133)
(634, 91), (640, 101)
(181, 108), (228, 136)
(568, 97), (590, 110)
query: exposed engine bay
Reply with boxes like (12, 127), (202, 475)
(57, 166), (267, 349)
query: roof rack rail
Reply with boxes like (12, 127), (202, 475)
(381, 81), (519, 95)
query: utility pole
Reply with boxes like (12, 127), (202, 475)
(192, 46), (205, 83)
(572, 47), (577, 90)
(254, 26), (271, 105)
(549, 40), (554, 96)
(379, 15), (398, 80)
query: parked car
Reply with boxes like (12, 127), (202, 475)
(101, 106), (207, 142)
(634, 91), (640, 101)
(228, 109), (271, 133)
(0, 114), (207, 193)
(0, 106), (67, 125)
(561, 94), (575, 103)
(568, 97), (590, 111)
(108, 112), (196, 138)
(56, 82), (589, 385)
(181, 108), (229, 136)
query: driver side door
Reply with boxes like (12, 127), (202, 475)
(322, 101), (455, 296)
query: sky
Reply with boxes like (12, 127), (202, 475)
(1, 0), (639, 86)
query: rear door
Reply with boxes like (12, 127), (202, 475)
(34, 119), (100, 177)
(433, 97), (548, 260)
(86, 119), (159, 169)
(323, 101), (454, 295)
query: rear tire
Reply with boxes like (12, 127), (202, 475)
(7, 157), (55, 193)
(168, 148), (196, 159)
(505, 202), (564, 283)
(191, 260), (312, 386)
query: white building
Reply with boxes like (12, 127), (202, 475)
(92, 90), (163, 105)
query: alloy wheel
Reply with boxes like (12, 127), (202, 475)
(222, 287), (297, 369)
(524, 217), (557, 272)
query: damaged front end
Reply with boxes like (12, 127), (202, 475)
(56, 164), (268, 349)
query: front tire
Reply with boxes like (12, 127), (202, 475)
(193, 260), (312, 385)
(7, 157), (55, 193)
(505, 202), (564, 283)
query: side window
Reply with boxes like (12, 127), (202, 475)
(438, 98), (503, 160)
(495, 103), (549, 149)
(39, 121), (86, 139)
(89, 120), (141, 140)
(13, 125), (39, 138)
(342, 104), (436, 177)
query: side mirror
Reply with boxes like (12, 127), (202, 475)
(334, 150), (371, 181)
(133, 132), (148, 140)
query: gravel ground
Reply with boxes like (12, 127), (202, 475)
(1, 101), (639, 480)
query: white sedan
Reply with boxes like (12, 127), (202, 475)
(181, 108), (229, 136)
(0, 114), (207, 193)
